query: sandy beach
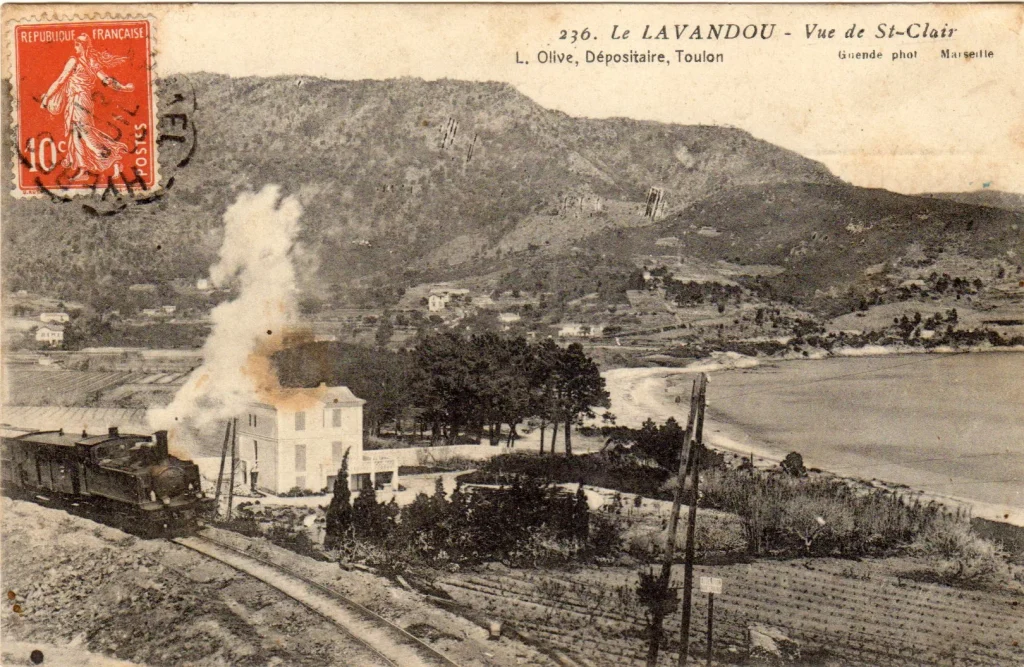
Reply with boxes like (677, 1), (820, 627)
(601, 351), (1024, 526)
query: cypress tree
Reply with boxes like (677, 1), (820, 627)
(324, 448), (352, 549)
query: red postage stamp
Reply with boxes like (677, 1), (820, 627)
(10, 18), (157, 196)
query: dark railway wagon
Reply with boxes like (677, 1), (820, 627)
(1, 426), (213, 533)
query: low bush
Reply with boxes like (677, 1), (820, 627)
(910, 517), (1013, 588)
(702, 470), (951, 557)
(265, 525), (330, 562)
(326, 476), (621, 568)
(623, 511), (746, 563)
(280, 487), (324, 497)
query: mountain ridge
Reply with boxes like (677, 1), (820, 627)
(3, 73), (1020, 317)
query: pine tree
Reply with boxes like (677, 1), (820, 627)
(324, 448), (352, 550)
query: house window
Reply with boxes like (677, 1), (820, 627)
(294, 411), (306, 431)
(332, 441), (344, 467)
(295, 444), (306, 472)
(332, 409), (342, 428)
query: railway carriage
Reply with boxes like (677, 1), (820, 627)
(1, 426), (213, 533)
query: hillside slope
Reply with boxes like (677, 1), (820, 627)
(3, 74), (1020, 316)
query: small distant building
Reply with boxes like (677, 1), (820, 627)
(161, 305), (177, 315)
(234, 384), (394, 495)
(427, 294), (447, 312)
(557, 323), (606, 338)
(196, 278), (211, 290)
(141, 308), (162, 318)
(35, 325), (64, 346)
(498, 312), (521, 324)
(426, 287), (470, 313)
(128, 283), (157, 292)
(39, 312), (70, 324)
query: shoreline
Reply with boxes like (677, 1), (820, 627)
(602, 348), (1024, 528)
(702, 413), (1024, 527)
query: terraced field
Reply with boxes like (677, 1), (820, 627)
(439, 559), (1024, 666)
(3, 369), (145, 405)
(3, 368), (191, 407)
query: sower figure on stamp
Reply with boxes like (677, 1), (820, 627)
(39, 34), (135, 181)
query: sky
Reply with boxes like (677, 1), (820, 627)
(11, 4), (1023, 194)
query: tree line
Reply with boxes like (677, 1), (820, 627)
(273, 333), (610, 455)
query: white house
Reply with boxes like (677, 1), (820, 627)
(35, 325), (64, 346)
(426, 287), (471, 312)
(39, 312), (70, 324)
(234, 384), (395, 494)
(161, 305), (177, 315)
(196, 278), (211, 290)
(557, 323), (605, 338)
(427, 294), (448, 312)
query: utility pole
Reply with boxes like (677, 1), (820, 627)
(679, 374), (708, 666)
(646, 373), (705, 667)
(227, 417), (238, 520)
(214, 421), (231, 511)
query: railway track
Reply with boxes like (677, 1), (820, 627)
(171, 532), (461, 667)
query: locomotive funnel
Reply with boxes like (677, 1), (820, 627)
(155, 430), (169, 460)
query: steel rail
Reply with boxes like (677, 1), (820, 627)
(171, 532), (461, 667)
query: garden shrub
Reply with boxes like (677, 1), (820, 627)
(911, 517), (1012, 588)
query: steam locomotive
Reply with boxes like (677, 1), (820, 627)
(1, 426), (213, 534)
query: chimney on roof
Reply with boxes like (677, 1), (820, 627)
(108, 427), (119, 437)
(82, 429), (87, 438)
(58, 428), (63, 435)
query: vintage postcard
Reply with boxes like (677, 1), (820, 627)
(1, 4), (1022, 666)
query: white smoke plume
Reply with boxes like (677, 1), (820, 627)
(149, 185), (304, 440)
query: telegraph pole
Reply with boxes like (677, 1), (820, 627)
(646, 372), (706, 667)
(227, 417), (238, 520)
(679, 374), (708, 666)
(214, 421), (232, 511)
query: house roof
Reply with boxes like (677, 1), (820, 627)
(252, 384), (366, 410)
(36, 325), (65, 333)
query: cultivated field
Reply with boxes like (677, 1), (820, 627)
(439, 558), (1024, 666)
(3, 368), (189, 407)
(3, 369), (144, 405)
